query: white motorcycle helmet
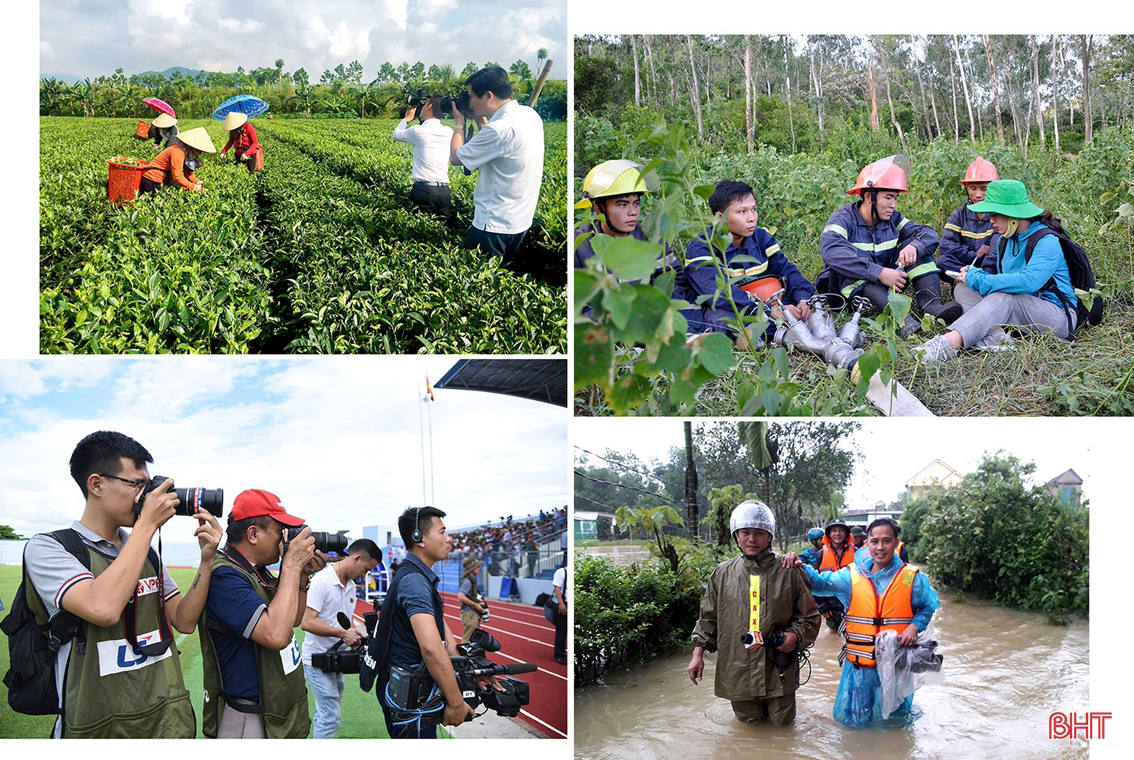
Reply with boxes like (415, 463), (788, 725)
(729, 500), (775, 540)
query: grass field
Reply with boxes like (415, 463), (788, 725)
(40, 116), (567, 355)
(0, 565), (445, 739)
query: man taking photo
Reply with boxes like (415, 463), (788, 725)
(22, 430), (223, 738)
(361, 505), (475, 737)
(198, 489), (327, 738)
(301, 538), (383, 738)
(450, 66), (545, 260)
(394, 96), (454, 219)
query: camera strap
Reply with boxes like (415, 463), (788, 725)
(220, 545), (278, 590)
(121, 530), (173, 657)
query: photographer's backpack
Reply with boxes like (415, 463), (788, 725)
(1, 530), (89, 716)
(999, 227), (1104, 337)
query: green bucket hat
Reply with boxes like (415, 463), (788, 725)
(967, 179), (1044, 218)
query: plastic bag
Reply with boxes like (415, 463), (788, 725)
(875, 622), (945, 719)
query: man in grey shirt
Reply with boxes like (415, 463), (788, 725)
(23, 430), (222, 738)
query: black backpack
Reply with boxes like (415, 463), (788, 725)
(999, 227), (1104, 337)
(1, 530), (89, 716)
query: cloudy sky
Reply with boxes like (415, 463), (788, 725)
(573, 416), (1118, 514)
(39, 0), (565, 81)
(0, 357), (567, 542)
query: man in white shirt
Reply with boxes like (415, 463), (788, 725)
(450, 66), (545, 259)
(300, 538), (382, 738)
(552, 564), (568, 665)
(394, 96), (455, 219)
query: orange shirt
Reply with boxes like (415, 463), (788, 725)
(143, 144), (199, 189)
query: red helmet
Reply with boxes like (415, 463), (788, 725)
(961, 156), (998, 185)
(848, 156), (908, 194)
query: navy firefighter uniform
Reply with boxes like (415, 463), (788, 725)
(684, 225), (815, 336)
(936, 205), (998, 283)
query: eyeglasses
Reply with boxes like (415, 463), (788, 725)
(100, 473), (146, 489)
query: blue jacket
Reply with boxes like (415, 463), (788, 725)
(685, 225), (814, 315)
(937, 204), (998, 280)
(965, 222), (1077, 309)
(819, 202), (940, 296)
(801, 550), (940, 633)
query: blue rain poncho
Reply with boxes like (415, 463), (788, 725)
(801, 550), (941, 727)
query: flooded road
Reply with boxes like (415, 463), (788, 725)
(574, 574), (1088, 760)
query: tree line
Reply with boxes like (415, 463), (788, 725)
(40, 53), (565, 120)
(576, 34), (1134, 158)
(574, 421), (860, 549)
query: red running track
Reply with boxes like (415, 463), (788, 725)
(352, 593), (566, 738)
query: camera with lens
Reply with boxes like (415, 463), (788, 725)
(385, 627), (535, 725)
(740, 629), (788, 650)
(132, 476), (224, 518)
(439, 91), (474, 119)
(313, 610), (378, 674)
(477, 600), (490, 621)
(281, 525), (350, 556)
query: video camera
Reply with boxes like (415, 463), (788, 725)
(133, 476), (224, 518)
(282, 526), (350, 556)
(386, 628), (535, 725)
(313, 610), (378, 674)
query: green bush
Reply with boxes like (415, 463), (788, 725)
(916, 453), (1089, 624)
(574, 551), (711, 685)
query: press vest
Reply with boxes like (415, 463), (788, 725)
(819, 544), (854, 572)
(59, 546), (195, 738)
(198, 549), (310, 738)
(841, 563), (918, 668)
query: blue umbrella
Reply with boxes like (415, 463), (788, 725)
(212, 94), (270, 120)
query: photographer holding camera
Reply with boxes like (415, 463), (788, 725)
(449, 66), (545, 260)
(20, 430), (223, 738)
(300, 538), (382, 738)
(393, 95), (455, 219)
(686, 500), (820, 727)
(458, 556), (487, 643)
(360, 506), (475, 737)
(198, 489), (327, 738)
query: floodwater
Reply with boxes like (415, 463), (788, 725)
(579, 544), (651, 565)
(574, 576), (1089, 760)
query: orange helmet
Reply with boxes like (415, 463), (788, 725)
(848, 156), (908, 194)
(961, 156), (998, 185)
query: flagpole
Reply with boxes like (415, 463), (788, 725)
(419, 381), (429, 507)
(427, 388), (435, 506)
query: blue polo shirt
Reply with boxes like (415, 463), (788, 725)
(383, 553), (444, 672)
(204, 564), (275, 701)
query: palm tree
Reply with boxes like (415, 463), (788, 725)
(536, 47), (548, 76)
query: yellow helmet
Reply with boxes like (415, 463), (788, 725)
(574, 159), (659, 209)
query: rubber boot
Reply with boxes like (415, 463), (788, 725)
(861, 282), (924, 338)
(913, 273), (963, 326)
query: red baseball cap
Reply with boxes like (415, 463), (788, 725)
(231, 489), (305, 526)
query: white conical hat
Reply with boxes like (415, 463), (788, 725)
(222, 111), (248, 131)
(177, 127), (216, 153)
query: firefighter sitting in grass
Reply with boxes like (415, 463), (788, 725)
(816, 156), (963, 338)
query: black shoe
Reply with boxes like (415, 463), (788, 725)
(555, 655), (567, 665)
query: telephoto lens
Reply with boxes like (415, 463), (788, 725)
(134, 476), (224, 518)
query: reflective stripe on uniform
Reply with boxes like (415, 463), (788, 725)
(907, 262), (940, 280)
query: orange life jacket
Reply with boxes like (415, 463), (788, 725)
(819, 544), (854, 572)
(841, 563), (918, 668)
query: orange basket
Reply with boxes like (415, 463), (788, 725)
(135, 119), (151, 139)
(107, 157), (149, 204)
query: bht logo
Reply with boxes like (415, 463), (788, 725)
(1049, 712), (1111, 743)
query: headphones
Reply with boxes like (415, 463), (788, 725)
(411, 507), (423, 544)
